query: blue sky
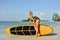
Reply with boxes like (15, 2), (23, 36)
(0, 0), (60, 21)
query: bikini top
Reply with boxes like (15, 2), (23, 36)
(30, 16), (40, 22)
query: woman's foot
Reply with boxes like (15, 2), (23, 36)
(38, 33), (40, 37)
(35, 34), (38, 37)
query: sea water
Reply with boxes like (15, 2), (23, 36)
(0, 21), (60, 40)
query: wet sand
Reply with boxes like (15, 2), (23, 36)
(4, 25), (60, 40)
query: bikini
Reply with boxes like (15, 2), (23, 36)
(33, 16), (40, 22)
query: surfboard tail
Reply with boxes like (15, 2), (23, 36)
(5, 28), (11, 34)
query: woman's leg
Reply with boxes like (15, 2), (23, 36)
(34, 19), (40, 37)
(34, 24), (38, 37)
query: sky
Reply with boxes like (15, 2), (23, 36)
(0, 0), (60, 21)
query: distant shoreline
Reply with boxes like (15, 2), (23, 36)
(0, 20), (60, 22)
(21, 20), (60, 22)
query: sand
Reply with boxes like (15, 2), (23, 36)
(4, 25), (60, 40)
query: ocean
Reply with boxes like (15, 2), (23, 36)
(0, 21), (60, 40)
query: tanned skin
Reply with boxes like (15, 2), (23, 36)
(28, 11), (40, 37)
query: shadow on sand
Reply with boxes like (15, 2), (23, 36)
(41, 33), (57, 36)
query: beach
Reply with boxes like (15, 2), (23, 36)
(0, 21), (60, 40)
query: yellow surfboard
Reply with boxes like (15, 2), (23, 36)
(5, 25), (53, 36)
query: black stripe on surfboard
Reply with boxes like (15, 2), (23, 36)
(10, 26), (36, 35)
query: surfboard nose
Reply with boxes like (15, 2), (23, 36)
(5, 28), (11, 34)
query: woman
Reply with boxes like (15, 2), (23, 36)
(28, 11), (40, 37)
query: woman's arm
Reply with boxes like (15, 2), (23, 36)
(29, 16), (35, 22)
